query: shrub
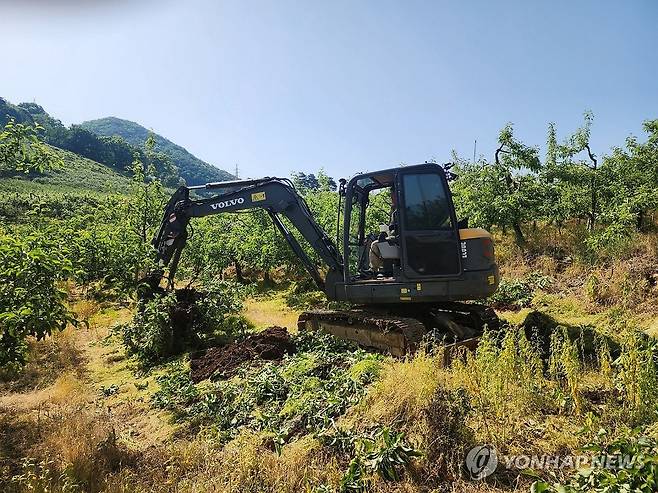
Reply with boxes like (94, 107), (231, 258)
(490, 272), (553, 309)
(121, 280), (247, 366)
(121, 293), (178, 366)
(0, 235), (75, 372)
(532, 428), (658, 493)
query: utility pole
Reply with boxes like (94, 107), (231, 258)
(234, 163), (239, 178)
(473, 140), (477, 163)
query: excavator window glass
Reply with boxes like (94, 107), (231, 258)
(402, 174), (452, 230)
(401, 172), (461, 277)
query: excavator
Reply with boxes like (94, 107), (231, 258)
(149, 162), (500, 356)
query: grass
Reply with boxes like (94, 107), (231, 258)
(0, 146), (131, 195)
(242, 290), (302, 331)
(3, 228), (658, 492)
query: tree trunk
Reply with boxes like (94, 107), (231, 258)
(263, 269), (273, 287)
(513, 222), (526, 247)
(588, 173), (597, 232)
(585, 144), (598, 233)
(636, 210), (645, 231)
(234, 258), (246, 284)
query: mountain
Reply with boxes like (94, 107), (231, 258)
(80, 117), (234, 185)
(0, 97), (234, 187)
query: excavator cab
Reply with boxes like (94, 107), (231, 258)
(326, 163), (499, 305)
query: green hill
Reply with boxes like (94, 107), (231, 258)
(80, 117), (234, 185)
(0, 97), (234, 187)
(0, 145), (131, 195)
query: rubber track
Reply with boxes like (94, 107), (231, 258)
(299, 309), (427, 347)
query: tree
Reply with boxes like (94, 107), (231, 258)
(493, 123), (542, 245)
(292, 171), (320, 192)
(540, 122), (588, 232)
(0, 235), (75, 371)
(599, 119), (658, 231)
(558, 111), (599, 231)
(0, 118), (62, 174)
(317, 168), (338, 191)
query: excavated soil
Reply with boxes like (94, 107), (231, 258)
(190, 327), (296, 382)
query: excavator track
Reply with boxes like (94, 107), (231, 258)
(298, 302), (499, 362)
(298, 309), (426, 356)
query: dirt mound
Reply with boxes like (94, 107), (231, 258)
(190, 327), (296, 383)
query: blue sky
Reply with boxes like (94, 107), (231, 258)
(2, 0), (657, 181)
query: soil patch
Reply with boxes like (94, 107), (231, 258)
(190, 327), (296, 382)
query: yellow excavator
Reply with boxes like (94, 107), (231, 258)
(149, 162), (500, 356)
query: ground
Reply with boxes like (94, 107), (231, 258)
(2, 265), (658, 492)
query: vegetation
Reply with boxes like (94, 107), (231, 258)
(1, 110), (658, 492)
(452, 113), (658, 254)
(0, 234), (74, 372)
(0, 97), (233, 186)
(0, 118), (62, 175)
(80, 116), (235, 185)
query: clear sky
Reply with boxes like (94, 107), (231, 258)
(2, 0), (657, 181)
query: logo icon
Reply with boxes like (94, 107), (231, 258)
(465, 444), (498, 480)
(210, 197), (245, 210)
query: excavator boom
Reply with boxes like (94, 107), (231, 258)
(151, 177), (342, 290)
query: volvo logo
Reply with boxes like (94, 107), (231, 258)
(210, 197), (245, 210)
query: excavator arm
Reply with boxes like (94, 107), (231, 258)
(150, 177), (343, 290)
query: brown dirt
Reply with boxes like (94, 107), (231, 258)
(189, 327), (296, 383)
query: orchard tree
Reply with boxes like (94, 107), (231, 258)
(127, 134), (167, 244)
(599, 119), (658, 231)
(0, 235), (75, 371)
(0, 118), (62, 174)
(541, 122), (589, 232)
(558, 111), (599, 231)
(493, 123), (543, 245)
(317, 168), (337, 191)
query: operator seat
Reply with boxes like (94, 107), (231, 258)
(370, 224), (401, 274)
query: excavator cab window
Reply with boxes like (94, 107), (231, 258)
(398, 170), (461, 277)
(343, 174), (399, 280)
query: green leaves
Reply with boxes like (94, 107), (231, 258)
(152, 331), (383, 445)
(531, 428), (658, 493)
(0, 118), (63, 175)
(320, 425), (423, 491)
(0, 234), (75, 370)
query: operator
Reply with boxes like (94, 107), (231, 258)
(369, 187), (399, 271)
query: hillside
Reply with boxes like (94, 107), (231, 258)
(81, 117), (234, 185)
(0, 97), (234, 187)
(0, 146), (131, 195)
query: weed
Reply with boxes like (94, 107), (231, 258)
(532, 427), (658, 493)
(450, 328), (546, 444)
(153, 331), (383, 445)
(11, 457), (81, 493)
(614, 331), (658, 424)
(548, 327), (583, 414)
